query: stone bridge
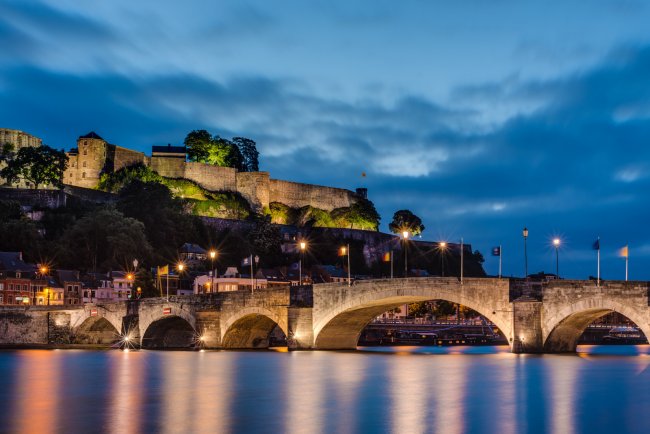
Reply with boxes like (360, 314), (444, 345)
(0, 277), (648, 353)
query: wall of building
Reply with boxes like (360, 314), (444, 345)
(269, 179), (354, 211)
(0, 128), (42, 150)
(112, 145), (145, 171)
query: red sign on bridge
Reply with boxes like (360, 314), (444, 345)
(163, 307), (172, 315)
(90, 308), (98, 317)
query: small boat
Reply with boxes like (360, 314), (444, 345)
(603, 326), (647, 344)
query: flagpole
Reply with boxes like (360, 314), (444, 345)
(166, 266), (169, 301)
(250, 254), (254, 294)
(499, 245), (502, 279)
(460, 237), (464, 284)
(625, 250), (628, 282)
(597, 237), (600, 287)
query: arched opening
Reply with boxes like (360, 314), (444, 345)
(545, 309), (648, 353)
(74, 317), (120, 345)
(315, 296), (509, 350)
(142, 316), (196, 349)
(222, 314), (287, 349)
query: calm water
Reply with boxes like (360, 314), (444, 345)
(1, 346), (649, 434)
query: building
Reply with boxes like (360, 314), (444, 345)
(193, 273), (268, 294)
(0, 128), (42, 151)
(0, 252), (36, 305)
(179, 243), (208, 268)
(57, 270), (82, 305)
(62, 131), (362, 213)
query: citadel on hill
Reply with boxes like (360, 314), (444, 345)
(1, 128), (374, 228)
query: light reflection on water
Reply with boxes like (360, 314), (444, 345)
(0, 345), (648, 434)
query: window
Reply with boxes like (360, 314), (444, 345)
(83, 149), (87, 155)
(16, 272), (20, 278)
(83, 161), (87, 167)
(0, 295), (3, 303)
(8, 284), (13, 291)
(0, 283), (3, 290)
(82, 172), (86, 178)
(67, 285), (72, 292)
(23, 284), (28, 291)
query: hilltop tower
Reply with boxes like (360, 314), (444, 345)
(65, 132), (109, 189)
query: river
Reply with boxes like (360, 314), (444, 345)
(0, 345), (648, 434)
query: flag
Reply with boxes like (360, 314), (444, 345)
(241, 256), (251, 266)
(619, 245), (628, 258)
(382, 251), (391, 262)
(157, 265), (169, 275)
(491, 247), (501, 256)
(592, 239), (600, 250)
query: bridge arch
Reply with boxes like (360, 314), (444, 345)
(73, 316), (121, 344)
(543, 297), (650, 352)
(221, 307), (288, 349)
(313, 281), (512, 350)
(141, 315), (197, 349)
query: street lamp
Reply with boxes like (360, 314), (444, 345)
(402, 231), (410, 278)
(209, 250), (217, 293)
(340, 244), (351, 286)
(37, 265), (48, 305)
(299, 241), (307, 285)
(553, 238), (561, 278)
(439, 242), (447, 277)
(45, 287), (50, 306)
(523, 227), (529, 278)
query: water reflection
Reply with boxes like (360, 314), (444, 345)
(14, 350), (61, 434)
(0, 346), (648, 434)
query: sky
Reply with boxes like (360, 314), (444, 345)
(2, 0), (650, 279)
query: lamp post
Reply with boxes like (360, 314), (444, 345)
(402, 231), (410, 278)
(45, 287), (50, 306)
(209, 250), (217, 293)
(341, 244), (351, 286)
(553, 238), (560, 278)
(523, 227), (529, 278)
(299, 241), (306, 285)
(439, 242), (447, 277)
(38, 266), (48, 305)
(126, 272), (134, 300)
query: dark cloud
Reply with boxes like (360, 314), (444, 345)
(3, 35), (650, 277)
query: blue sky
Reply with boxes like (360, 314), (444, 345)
(2, 0), (650, 279)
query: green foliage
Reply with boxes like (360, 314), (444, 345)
(0, 145), (68, 189)
(388, 209), (425, 236)
(268, 202), (297, 224)
(1, 142), (15, 160)
(98, 163), (163, 192)
(0, 200), (23, 220)
(58, 207), (153, 272)
(184, 130), (212, 163)
(268, 200), (380, 230)
(185, 193), (251, 219)
(247, 215), (283, 266)
(232, 137), (259, 172)
(184, 130), (245, 170)
(98, 164), (251, 218)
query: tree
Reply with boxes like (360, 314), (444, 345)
(0, 145), (68, 189)
(247, 215), (283, 266)
(232, 137), (259, 172)
(183, 130), (245, 170)
(184, 130), (213, 163)
(388, 209), (425, 236)
(59, 207), (153, 272)
(348, 198), (381, 230)
(0, 143), (15, 162)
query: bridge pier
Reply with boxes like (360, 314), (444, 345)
(512, 299), (544, 353)
(48, 312), (72, 345)
(195, 311), (221, 348)
(287, 307), (315, 350)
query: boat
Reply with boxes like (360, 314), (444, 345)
(602, 326), (647, 344)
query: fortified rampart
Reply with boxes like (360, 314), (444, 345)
(63, 132), (360, 212)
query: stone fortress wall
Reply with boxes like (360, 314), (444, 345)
(0, 129), (44, 188)
(63, 132), (358, 212)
